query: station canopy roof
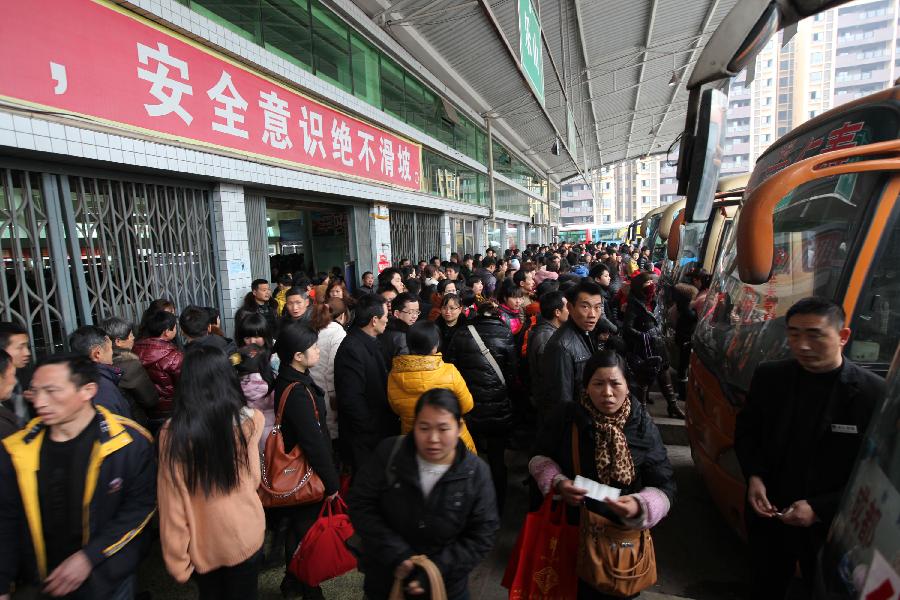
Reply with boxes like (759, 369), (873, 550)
(350, 0), (739, 185)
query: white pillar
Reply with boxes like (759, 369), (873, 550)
(517, 223), (527, 251)
(211, 183), (252, 337)
(440, 214), (452, 261)
(371, 203), (392, 273)
(474, 218), (487, 254)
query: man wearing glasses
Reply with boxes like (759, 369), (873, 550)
(378, 292), (420, 369)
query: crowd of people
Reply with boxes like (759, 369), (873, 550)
(0, 238), (875, 600)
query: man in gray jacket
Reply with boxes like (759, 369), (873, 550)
(527, 290), (568, 412)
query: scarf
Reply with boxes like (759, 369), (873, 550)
(579, 391), (635, 486)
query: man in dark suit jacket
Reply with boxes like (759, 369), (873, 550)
(735, 297), (885, 599)
(334, 293), (398, 472)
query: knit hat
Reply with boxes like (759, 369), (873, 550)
(509, 258), (521, 270)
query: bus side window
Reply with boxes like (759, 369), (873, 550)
(850, 205), (900, 366)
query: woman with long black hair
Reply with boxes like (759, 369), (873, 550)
(272, 322), (340, 599)
(157, 345), (266, 600)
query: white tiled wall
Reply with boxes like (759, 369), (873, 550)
(0, 109), (488, 216)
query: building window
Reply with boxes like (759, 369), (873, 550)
(261, 0), (313, 71)
(810, 71), (823, 82)
(762, 115), (772, 124)
(810, 52), (824, 65)
(380, 57), (405, 121)
(350, 33), (380, 106)
(810, 90), (819, 100)
(809, 110), (817, 119)
(311, 2), (352, 92)
(763, 97), (772, 106)
(812, 32), (822, 42)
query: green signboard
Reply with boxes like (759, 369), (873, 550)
(518, 0), (544, 105)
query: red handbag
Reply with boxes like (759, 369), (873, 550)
(289, 496), (357, 586)
(502, 494), (579, 600)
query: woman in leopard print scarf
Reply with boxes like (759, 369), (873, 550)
(579, 389), (635, 487)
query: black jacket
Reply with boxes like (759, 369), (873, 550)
(533, 398), (675, 520)
(95, 363), (133, 419)
(540, 320), (596, 408)
(622, 295), (669, 366)
(444, 316), (516, 434)
(185, 333), (238, 357)
(599, 286), (621, 332)
(236, 301), (279, 335)
(435, 316), (465, 355)
(0, 407), (157, 596)
(527, 319), (559, 407)
(334, 327), (398, 470)
(274, 365), (340, 495)
(734, 358), (885, 525)
(378, 318), (410, 367)
(348, 435), (499, 599)
(0, 405), (18, 440)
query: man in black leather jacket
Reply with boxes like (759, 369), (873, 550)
(540, 280), (604, 410)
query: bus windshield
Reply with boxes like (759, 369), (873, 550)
(693, 171), (890, 399)
(669, 221), (707, 284)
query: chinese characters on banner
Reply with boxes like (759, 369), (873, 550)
(0, 0), (422, 191)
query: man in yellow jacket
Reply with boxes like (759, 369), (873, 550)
(0, 354), (156, 599)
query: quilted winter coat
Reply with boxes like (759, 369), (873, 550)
(387, 354), (477, 454)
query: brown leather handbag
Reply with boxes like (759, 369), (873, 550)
(258, 382), (326, 508)
(571, 423), (657, 597)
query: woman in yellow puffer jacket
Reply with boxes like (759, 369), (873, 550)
(388, 320), (477, 454)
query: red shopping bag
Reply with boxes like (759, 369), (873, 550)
(502, 495), (578, 600)
(289, 497), (357, 586)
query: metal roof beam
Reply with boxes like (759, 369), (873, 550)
(623, 0), (659, 161)
(644, 0), (722, 157)
(572, 0), (605, 167)
(475, 0), (584, 181)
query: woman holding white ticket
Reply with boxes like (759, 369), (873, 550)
(529, 350), (675, 598)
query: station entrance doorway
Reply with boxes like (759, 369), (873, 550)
(261, 196), (353, 281)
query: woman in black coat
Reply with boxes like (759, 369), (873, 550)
(435, 293), (466, 353)
(272, 323), (340, 599)
(444, 302), (516, 510)
(529, 350), (675, 599)
(622, 273), (684, 418)
(348, 389), (500, 600)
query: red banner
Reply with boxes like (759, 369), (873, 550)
(0, 0), (422, 191)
